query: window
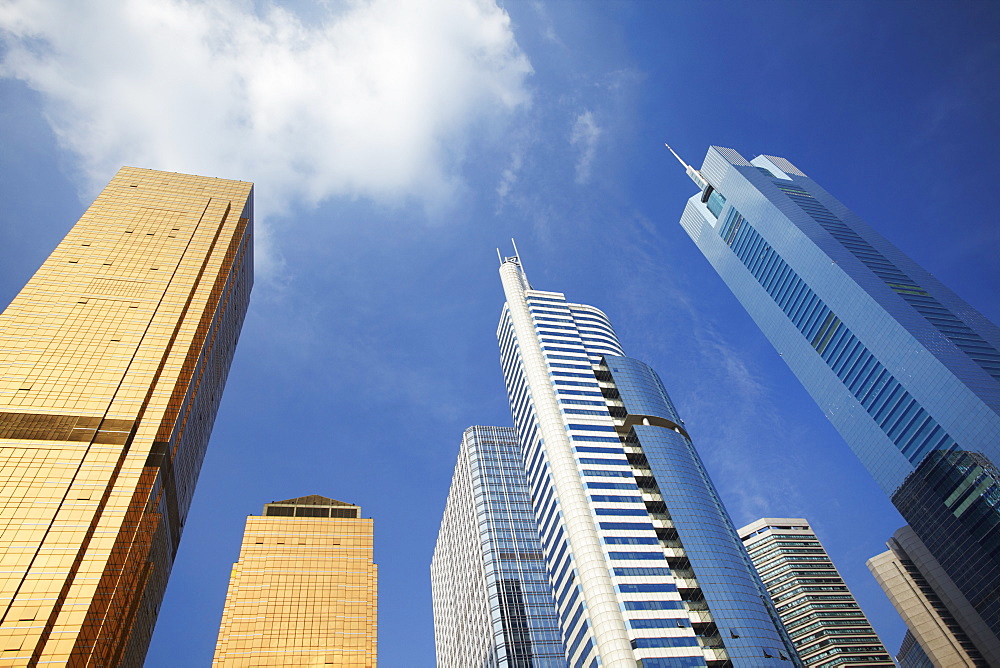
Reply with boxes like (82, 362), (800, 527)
(599, 522), (655, 531)
(614, 566), (672, 577)
(605, 536), (658, 545)
(608, 551), (666, 560)
(618, 583), (677, 593)
(630, 617), (689, 628)
(623, 600), (683, 610)
(706, 189), (727, 218)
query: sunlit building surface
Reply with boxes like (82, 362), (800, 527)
(868, 525), (989, 667)
(432, 425), (567, 667)
(738, 518), (893, 666)
(489, 254), (799, 667)
(0, 167), (252, 665)
(213, 495), (377, 667)
(674, 145), (1000, 660)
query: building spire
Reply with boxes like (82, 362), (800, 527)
(498, 238), (531, 290)
(511, 238), (525, 276)
(664, 142), (710, 192)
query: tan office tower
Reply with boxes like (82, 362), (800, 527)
(868, 526), (991, 666)
(213, 496), (377, 667)
(0, 167), (253, 666)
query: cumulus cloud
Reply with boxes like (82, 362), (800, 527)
(0, 0), (533, 221)
(569, 109), (600, 184)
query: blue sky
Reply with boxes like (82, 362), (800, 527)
(1, 1), (998, 665)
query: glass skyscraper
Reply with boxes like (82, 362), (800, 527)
(674, 145), (1000, 659)
(0, 167), (253, 664)
(432, 426), (567, 667)
(486, 255), (798, 667)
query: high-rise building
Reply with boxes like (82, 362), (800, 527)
(895, 630), (934, 668)
(868, 525), (991, 666)
(738, 517), (893, 666)
(488, 254), (799, 667)
(432, 425), (567, 667)
(672, 145), (1000, 656)
(0, 167), (252, 665)
(213, 495), (377, 667)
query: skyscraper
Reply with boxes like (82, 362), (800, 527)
(673, 145), (1000, 656)
(432, 426), (567, 667)
(0, 167), (253, 665)
(738, 518), (893, 666)
(213, 495), (377, 667)
(490, 253), (799, 667)
(868, 526), (990, 666)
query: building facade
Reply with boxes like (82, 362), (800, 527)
(674, 145), (1000, 657)
(432, 425), (567, 667)
(0, 167), (253, 665)
(491, 255), (799, 667)
(895, 631), (933, 668)
(738, 518), (893, 666)
(868, 526), (991, 666)
(213, 495), (377, 667)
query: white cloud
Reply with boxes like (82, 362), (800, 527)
(496, 149), (522, 200)
(569, 109), (600, 184)
(0, 0), (533, 222)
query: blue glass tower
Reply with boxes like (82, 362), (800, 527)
(494, 254), (799, 667)
(673, 145), (1000, 661)
(432, 426), (568, 667)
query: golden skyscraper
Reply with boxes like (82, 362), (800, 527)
(0, 167), (253, 666)
(213, 496), (377, 667)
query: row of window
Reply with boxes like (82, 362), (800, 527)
(614, 567), (672, 578)
(608, 551), (665, 561)
(636, 658), (706, 668)
(578, 457), (629, 467)
(624, 600), (683, 610)
(590, 495), (643, 504)
(777, 183), (1000, 382)
(605, 536), (658, 545)
(630, 618), (690, 629)
(719, 208), (958, 468)
(582, 469), (632, 478)
(551, 371), (597, 380)
(572, 435), (621, 443)
(585, 482), (638, 490)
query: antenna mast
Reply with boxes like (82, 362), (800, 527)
(664, 142), (710, 191)
(509, 238), (531, 289)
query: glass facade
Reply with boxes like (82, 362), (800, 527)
(491, 257), (799, 667)
(432, 426), (566, 667)
(896, 631), (933, 668)
(738, 518), (894, 666)
(677, 146), (1000, 658)
(213, 496), (377, 666)
(0, 167), (253, 665)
